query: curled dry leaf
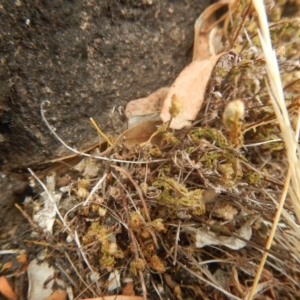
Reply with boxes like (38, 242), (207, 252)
(160, 53), (223, 130)
(1, 253), (28, 276)
(185, 215), (259, 250)
(125, 87), (169, 128)
(114, 119), (162, 149)
(193, 1), (232, 60)
(44, 290), (67, 300)
(124, 1), (232, 131)
(159, 0), (237, 130)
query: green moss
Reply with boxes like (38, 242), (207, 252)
(146, 218), (166, 232)
(149, 145), (162, 156)
(201, 151), (222, 169)
(83, 222), (117, 270)
(153, 177), (205, 215)
(83, 222), (110, 246)
(190, 127), (229, 148)
(246, 171), (261, 185)
(163, 132), (179, 144)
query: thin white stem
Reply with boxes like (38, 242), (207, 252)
(41, 101), (165, 165)
(244, 138), (282, 148)
(28, 168), (71, 232)
(82, 173), (107, 206)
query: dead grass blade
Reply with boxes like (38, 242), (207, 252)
(248, 0), (300, 298)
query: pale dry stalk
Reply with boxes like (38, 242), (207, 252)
(248, 0), (300, 298)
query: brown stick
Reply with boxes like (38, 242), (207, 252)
(111, 165), (151, 223)
(111, 165), (158, 249)
(15, 203), (38, 229)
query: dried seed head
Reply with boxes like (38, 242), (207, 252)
(169, 94), (183, 118)
(91, 204), (100, 212)
(222, 100), (245, 129)
(140, 229), (151, 239)
(130, 258), (146, 275)
(98, 207), (107, 217)
(77, 187), (89, 199)
(108, 242), (118, 255)
(130, 212), (142, 231)
(78, 178), (90, 189)
(222, 100), (245, 148)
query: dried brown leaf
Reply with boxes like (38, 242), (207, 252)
(112, 120), (162, 149)
(44, 290), (67, 300)
(160, 54), (224, 129)
(122, 282), (135, 296)
(125, 87), (169, 128)
(193, 1), (232, 60)
(186, 215), (259, 250)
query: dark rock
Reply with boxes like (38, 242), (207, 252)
(0, 0), (210, 170)
(0, 171), (29, 228)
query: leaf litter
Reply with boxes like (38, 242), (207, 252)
(2, 0), (300, 299)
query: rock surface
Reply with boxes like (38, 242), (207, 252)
(0, 0), (209, 171)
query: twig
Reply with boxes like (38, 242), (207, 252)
(64, 251), (95, 296)
(172, 221), (181, 265)
(0, 250), (24, 255)
(156, 234), (242, 300)
(15, 203), (38, 229)
(111, 172), (141, 220)
(83, 173), (107, 206)
(90, 117), (112, 146)
(55, 261), (77, 287)
(111, 166), (159, 250)
(110, 165), (151, 223)
(244, 138), (282, 148)
(229, 3), (252, 49)
(74, 230), (95, 274)
(248, 106), (300, 299)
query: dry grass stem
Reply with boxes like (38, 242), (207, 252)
(248, 0), (300, 298)
(41, 101), (165, 165)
